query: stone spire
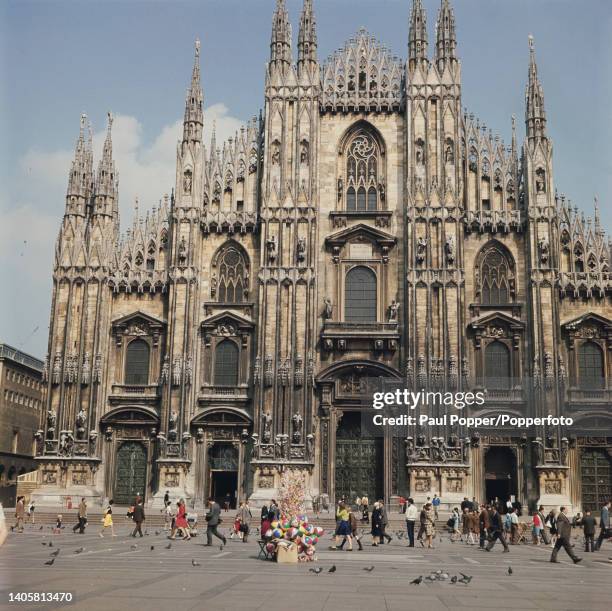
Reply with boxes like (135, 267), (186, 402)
(408, 0), (428, 70)
(435, 0), (457, 70)
(183, 38), (203, 144)
(66, 113), (93, 214)
(298, 0), (317, 71)
(270, 0), (292, 66)
(525, 35), (547, 141)
(93, 112), (118, 210)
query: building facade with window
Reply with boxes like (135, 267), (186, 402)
(32, 1), (611, 512)
(0, 344), (44, 505)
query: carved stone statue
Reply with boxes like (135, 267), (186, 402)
(183, 170), (192, 194)
(76, 408), (87, 440)
(266, 235), (277, 264)
(535, 168), (546, 193)
(52, 351), (62, 385)
(168, 410), (178, 442)
(445, 141), (454, 163)
(172, 357), (182, 386)
(416, 237), (427, 264)
(415, 139), (425, 165)
(292, 413), (303, 444)
(271, 140), (281, 165)
(160, 355), (170, 385)
(178, 237), (187, 264)
(532, 437), (544, 465)
(323, 298), (333, 320)
(58, 431), (74, 457)
(337, 178), (343, 201)
(445, 235), (456, 265)
(297, 237), (306, 263)
(538, 235), (550, 265)
(46, 409), (57, 439)
(81, 352), (91, 385)
(262, 411), (272, 444)
(388, 300), (400, 322)
(300, 139), (309, 165)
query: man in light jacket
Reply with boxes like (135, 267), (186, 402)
(72, 498), (88, 534)
(205, 497), (227, 547)
(405, 497), (418, 547)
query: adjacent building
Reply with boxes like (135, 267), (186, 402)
(0, 343), (44, 505)
(32, 1), (611, 512)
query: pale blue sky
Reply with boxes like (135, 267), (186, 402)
(1, 0), (611, 358)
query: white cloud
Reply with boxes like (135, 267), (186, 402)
(0, 104), (244, 356)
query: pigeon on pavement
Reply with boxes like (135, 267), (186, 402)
(363, 566), (375, 572)
(165, 542), (172, 549)
(410, 576), (423, 585)
(74, 548), (84, 554)
(328, 565), (336, 573)
(508, 566), (513, 575)
(130, 544), (138, 550)
(309, 567), (322, 574)
(450, 575), (458, 584)
(50, 549), (60, 557)
(44, 558), (55, 566)
(150, 546), (155, 551)
(192, 559), (201, 566)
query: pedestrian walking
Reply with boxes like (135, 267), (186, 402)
(99, 500), (116, 538)
(72, 497), (87, 534)
(449, 507), (461, 541)
(371, 501), (383, 546)
(163, 491), (170, 507)
(479, 504), (490, 549)
(164, 501), (174, 531)
(236, 500), (252, 543)
(173, 499), (191, 541)
(13, 496), (25, 533)
(330, 501), (353, 550)
(550, 507), (582, 564)
(405, 497), (418, 547)
(432, 494), (441, 520)
(580, 509), (597, 552)
(423, 503), (436, 549)
(546, 508), (559, 548)
(360, 496), (369, 523)
(417, 504), (427, 546)
(205, 497), (226, 546)
(594, 500), (610, 551)
(131, 498), (145, 537)
(27, 500), (35, 524)
(223, 493), (231, 512)
(532, 509), (543, 545)
(461, 508), (471, 543)
(509, 508), (519, 544)
(485, 506), (509, 553)
(378, 500), (392, 544)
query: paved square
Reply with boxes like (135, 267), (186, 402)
(1, 521), (611, 611)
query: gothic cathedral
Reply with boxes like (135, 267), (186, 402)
(33, 1), (612, 513)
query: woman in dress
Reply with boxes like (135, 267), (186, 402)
(361, 496), (370, 524)
(330, 501), (353, 550)
(172, 499), (191, 541)
(423, 502), (436, 549)
(99, 500), (116, 538)
(370, 501), (383, 546)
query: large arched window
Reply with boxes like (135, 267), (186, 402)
(345, 128), (383, 211)
(485, 341), (511, 389)
(345, 266), (377, 322)
(215, 243), (248, 303)
(125, 339), (150, 385)
(214, 340), (239, 387)
(579, 342), (605, 390)
(477, 244), (514, 304)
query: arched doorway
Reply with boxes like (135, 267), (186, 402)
(484, 446), (517, 508)
(335, 412), (383, 503)
(581, 449), (611, 510)
(114, 441), (147, 504)
(209, 443), (239, 509)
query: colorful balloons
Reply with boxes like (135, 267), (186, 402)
(263, 513), (324, 563)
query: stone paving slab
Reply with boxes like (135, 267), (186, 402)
(1, 522), (611, 611)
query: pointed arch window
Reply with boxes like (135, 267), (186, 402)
(579, 342), (605, 390)
(215, 244), (249, 303)
(345, 266), (377, 322)
(214, 340), (239, 387)
(477, 244), (514, 305)
(485, 341), (511, 390)
(344, 129), (383, 211)
(125, 339), (150, 385)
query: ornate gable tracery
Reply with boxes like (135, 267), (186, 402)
(321, 28), (403, 113)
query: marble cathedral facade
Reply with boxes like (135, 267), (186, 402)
(33, 1), (612, 512)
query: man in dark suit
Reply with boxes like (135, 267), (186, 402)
(580, 509), (597, 552)
(550, 507), (582, 564)
(205, 497), (227, 546)
(485, 506), (509, 553)
(594, 500), (610, 551)
(131, 500), (145, 537)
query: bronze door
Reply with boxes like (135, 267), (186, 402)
(114, 441), (147, 504)
(581, 449), (611, 510)
(335, 438), (383, 503)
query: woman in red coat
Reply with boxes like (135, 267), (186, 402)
(169, 499), (191, 540)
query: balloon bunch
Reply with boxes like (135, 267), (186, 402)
(264, 514), (325, 562)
